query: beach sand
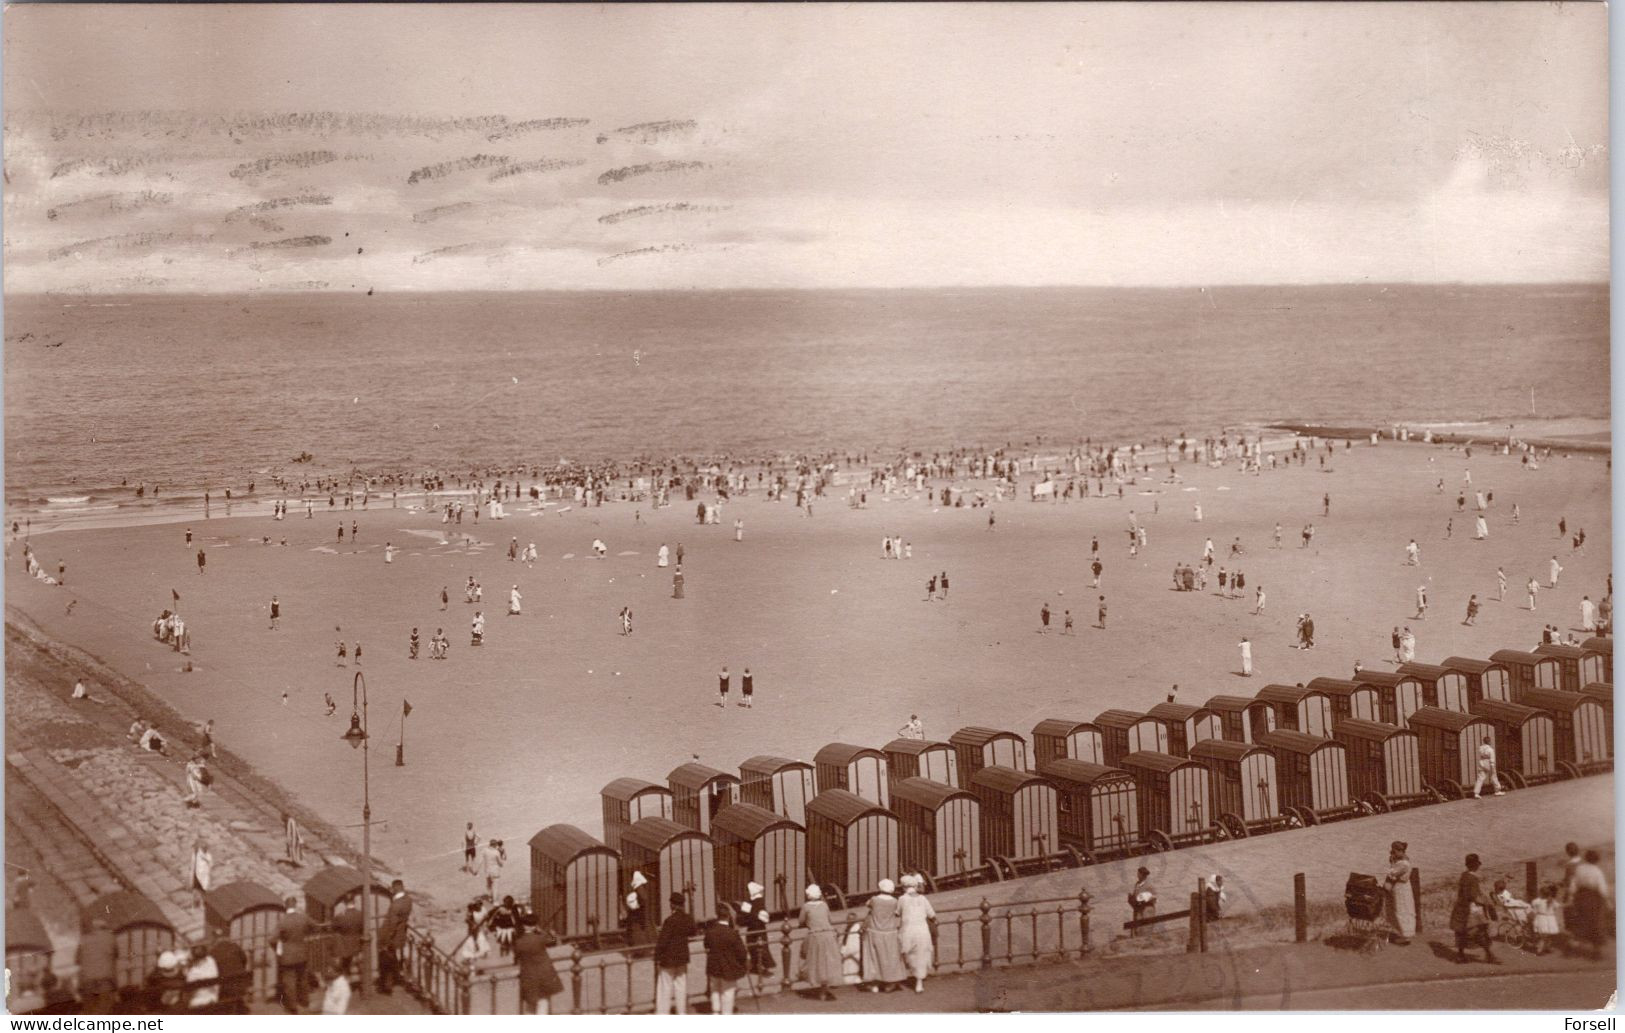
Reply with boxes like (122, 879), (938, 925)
(6, 439), (1611, 911)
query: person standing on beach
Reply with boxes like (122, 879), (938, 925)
(1549, 556), (1563, 587)
(1405, 539), (1420, 565)
(676, 543), (685, 566)
(335, 634), (347, 667)
(1239, 637), (1253, 677)
(337, 524), (344, 545)
(1039, 603), (1051, 633)
(940, 571), (949, 600)
(1391, 626), (1403, 662)
(988, 510), (995, 531)
(658, 544), (670, 568)
(734, 519), (744, 542)
(741, 668), (754, 708)
(673, 566), (685, 598)
(1253, 585), (1266, 615)
(269, 596), (280, 630)
(508, 585), (522, 615)
(1090, 558), (1103, 588)
(384, 542), (394, 564)
(1415, 585), (1428, 620)
(1581, 595), (1597, 632)
(185, 528), (193, 548)
(1445, 517), (1453, 539)
(462, 823), (479, 874)
(1399, 627), (1417, 662)
(1527, 578), (1539, 611)
(1323, 493), (1330, 517)
(1097, 596), (1107, 630)
(441, 585), (450, 611)
(1465, 595), (1480, 626)
(1474, 514), (1488, 540)
(1497, 567), (1507, 601)
(1273, 523), (1283, 549)
(718, 666), (730, 707)
(409, 628), (419, 660)
(197, 549), (206, 575)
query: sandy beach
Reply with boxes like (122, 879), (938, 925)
(6, 437), (1611, 911)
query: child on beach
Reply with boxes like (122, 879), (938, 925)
(1529, 885), (1562, 955)
(409, 628), (420, 660)
(741, 668), (754, 708)
(336, 637), (347, 667)
(718, 667), (730, 707)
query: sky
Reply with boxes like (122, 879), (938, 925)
(1, 3), (1610, 292)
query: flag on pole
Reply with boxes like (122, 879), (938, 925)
(402, 700), (412, 718)
(172, 588), (180, 602)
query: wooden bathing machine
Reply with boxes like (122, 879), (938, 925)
(528, 824), (621, 941)
(1144, 702), (1223, 758)
(83, 891), (175, 993)
(805, 789), (900, 902)
(5, 908), (52, 1013)
(619, 817), (716, 924)
(668, 763), (742, 836)
(1255, 729), (1354, 824)
(890, 777), (982, 882)
(1205, 695), (1268, 743)
(882, 739), (960, 788)
(1094, 710), (1167, 766)
(1491, 649), (1561, 700)
(967, 766), (1059, 863)
(1253, 684), (1334, 737)
(1305, 678), (1381, 726)
(1404, 706), (1500, 799)
(1442, 657), (1512, 705)
(1534, 643), (1590, 692)
(1468, 698), (1557, 786)
(1031, 719), (1105, 767)
(1581, 637), (1612, 683)
(949, 726), (1030, 780)
(1041, 758), (1139, 859)
(1352, 670), (1428, 729)
(1518, 689), (1611, 775)
(1580, 683), (1613, 754)
(738, 755), (816, 825)
(814, 743), (890, 807)
(1397, 662), (1471, 713)
(710, 803), (807, 918)
(1332, 719), (1429, 811)
(601, 778), (673, 854)
(1187, 739), (1281, 837)
(203, 880), (284, 1002)
(1118, 751), (1214, 850)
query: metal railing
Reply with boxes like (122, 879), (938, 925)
(400, 891), (1093, 1015)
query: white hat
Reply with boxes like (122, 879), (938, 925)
(877, 878), (896, 895)
(804, 885), (823, 901)
(158, 950), (181, 973)
(747, 881), (764, 898)
(630, 871), (647, 890)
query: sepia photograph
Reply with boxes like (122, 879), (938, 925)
(0, 1), (1613, 1020)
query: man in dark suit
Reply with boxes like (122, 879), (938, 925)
(377, 879), (413, 995)
(211, 934), (250, 1014)
(275, 897), (312, 1013)
(332, 899), (365, 977)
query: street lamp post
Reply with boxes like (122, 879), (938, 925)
(341, 672), (376, 997)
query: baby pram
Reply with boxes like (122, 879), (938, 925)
(1344, 873), (1387, 953)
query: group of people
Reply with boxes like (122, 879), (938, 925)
(1438, 843), (1611, 964)
(646, 874), (938, 1014)
(151, 609), (191, 653)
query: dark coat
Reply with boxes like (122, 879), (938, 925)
(332, 908), (365, 960)
(381, 894), (413, 950)
(513, 931), (564, 1004)
(1449, 870), (1495, 932)
(654, 910), (697, 970)
(211, 938), (249, 999)
(276, 910), (312, 966)
(703, 923), (749, 981)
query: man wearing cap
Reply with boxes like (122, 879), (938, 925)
(378, 879), (413, 995)
(76, 915), (117, 1013)
(1383, 841), (1416, 945)
(275, 896), (312, 1013)
(624, 871), (655, 946)
(736, 881), (774, 975)
(654, 892), (697, 1014)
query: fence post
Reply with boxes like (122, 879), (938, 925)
(978, 898), (993, 971)
(1410, 866), (1422, 933)
(777, 920), (792, 990)
(569, 947), (583, 1016)
(1077, 889), (1092, 956)
(1526, 860), (1538, 903)
(1187, 891), (1203, 953)
(1293, 873), (1307, 943)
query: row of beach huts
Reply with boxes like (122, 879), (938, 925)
(527, 640), (1612, 945)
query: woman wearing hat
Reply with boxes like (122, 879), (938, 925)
(860, 879), (907, 992)
(144, 950), (187, 1012)
(897, 874), (937, 993)
(1448, 853), (1499, 964)
(1128, 867), (1157, 933)
(703, 904), (749, 1015)
(1383, 841), (1415, 945)
(797, 885), (841, 1001)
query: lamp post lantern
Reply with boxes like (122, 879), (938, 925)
(341, 671), (376, 997)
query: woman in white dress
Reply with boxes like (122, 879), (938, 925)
(896, 875), (936, 993)
(658, 544), (670, 568)
(509, 586), (522, 615)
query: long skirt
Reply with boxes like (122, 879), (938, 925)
(800, 929), (841, 988)
(898, 926), (933, 979)
(1570, 888), (1609, 946)
(861, 927), (907, 983)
